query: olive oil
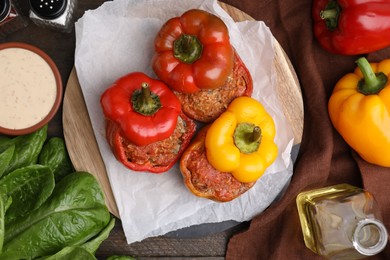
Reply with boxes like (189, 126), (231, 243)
(296, 184), (388, 259)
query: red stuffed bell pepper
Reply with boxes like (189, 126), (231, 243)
(101, 72), (196, 173)
(313, 0), (390, 55)
(152, 9), (234, 93)
(152, 9), (253, 123)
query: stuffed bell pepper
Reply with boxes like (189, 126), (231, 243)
(101, 72), (196, 173)
(152, 9), (253, 123)
(180, 97), (278, 202)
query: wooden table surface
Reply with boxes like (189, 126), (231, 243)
(0, 1), (287, 259)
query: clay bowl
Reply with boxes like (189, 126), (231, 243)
(0, 42), (62, 136)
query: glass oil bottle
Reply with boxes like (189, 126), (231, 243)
(296, 184), (388, 259)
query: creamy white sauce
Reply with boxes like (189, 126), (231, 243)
(0, 47), (57, 130)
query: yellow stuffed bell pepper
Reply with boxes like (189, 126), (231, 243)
(205, 96), (278, 183)
(329, 57), (390, 167)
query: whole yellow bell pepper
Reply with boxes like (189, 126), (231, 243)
(205, 96), (278, 183)
(328, 57), (390, 167)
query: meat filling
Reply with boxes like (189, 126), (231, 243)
(186, 144), (255, 202)
(122, 117), (187, 167)
(175, 52), (252, 123)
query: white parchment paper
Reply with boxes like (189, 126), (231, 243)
(74, 0), (295, 244)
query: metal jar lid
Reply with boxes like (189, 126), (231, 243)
(30, 0), (67, 20)
(0, 0), (11, 23)
(353, 218), (388, 256)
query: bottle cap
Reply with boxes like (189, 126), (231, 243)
(0, 0), (11, 23)
(353, 218), (388, 256)
(30, 0), (67, 20)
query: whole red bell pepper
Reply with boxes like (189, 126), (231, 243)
(100, 72), (182, 146)
(312, 0), (390, 55)
(152, 9), (234, 93)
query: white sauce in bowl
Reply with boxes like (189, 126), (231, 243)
(0, 47), (57, 130)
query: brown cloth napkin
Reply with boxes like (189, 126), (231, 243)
(222, 0), (390, 259)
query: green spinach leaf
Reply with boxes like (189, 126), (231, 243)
(0, 164), (55, 223)
(0, 194), (5, 254)
(0, 137), (10, 153)
(0, 145), (15, 179)
(2, 125), (47, 176)
(1, 172), (110, 260)
(81, 216), (115, 254)
(0, 195), (10, 254)
(39, 246), (97, 260)
(38, 137), (74, 182)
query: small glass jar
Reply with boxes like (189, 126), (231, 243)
(0, 0), (28, 38)
(296, 184), (388, 259)
(29, 0), (77, 32)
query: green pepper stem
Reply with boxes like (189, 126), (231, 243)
(173, 34), (203, 64)
(320, 0), (341, 31)
(252, 126), (261, 143)
(320, 9), (337, 20)
(132, 82), (161, 116)
(356, 57), (388, 95)
(140, 82), (152, 103)
(233, 123), (261, 154)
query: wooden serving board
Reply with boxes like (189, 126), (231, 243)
(63, 3), (304, 218)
